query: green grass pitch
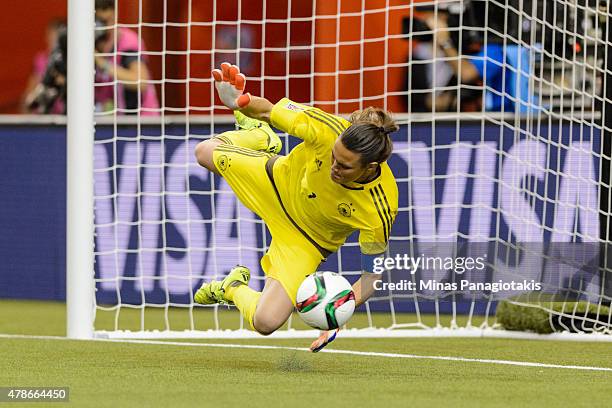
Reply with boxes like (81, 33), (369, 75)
(1, 300), (611, 407)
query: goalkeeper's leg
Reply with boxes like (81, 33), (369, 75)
(194, 112), (281, 175)
(217, 111), (282, 153)
(231, 231), (325, 334)
(194, 267), (292, 334)
(224, 238), (323, 334)
(225, 276), (293, 335)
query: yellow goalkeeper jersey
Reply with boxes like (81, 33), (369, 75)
(270, 98), (398, 256)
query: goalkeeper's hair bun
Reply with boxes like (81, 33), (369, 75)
(349, 107), (398, 132)
(379, 126), (394, 135)
(342, 107), (398, 166)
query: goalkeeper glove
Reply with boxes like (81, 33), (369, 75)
(309, 329), (339, 353)
(211, 62), (251, 110)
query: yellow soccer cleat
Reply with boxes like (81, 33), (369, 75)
(194, 265), (251, 305)
(194, 280), (223, 305)
(234, 111), (282, 154)
(219, 265), (251, 303)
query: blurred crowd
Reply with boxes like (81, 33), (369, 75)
(19, 2), (520, 116)
(402, 3), (539, 113)
(20, 0), (601, 115)
(23, 0), (159, 116)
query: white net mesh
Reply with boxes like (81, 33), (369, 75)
(92, 0), (612, 338)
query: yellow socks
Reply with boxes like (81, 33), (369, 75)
(225, 283), (261, 330)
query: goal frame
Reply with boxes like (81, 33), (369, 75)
(65, 0), (612, 342)
(66, 0), (95, 340)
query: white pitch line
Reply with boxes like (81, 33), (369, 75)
(2, 333), (611, 372)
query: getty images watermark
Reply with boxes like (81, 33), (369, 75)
(372, 252), (543, 295)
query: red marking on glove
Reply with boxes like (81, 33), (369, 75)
(236, 93), (251, 108)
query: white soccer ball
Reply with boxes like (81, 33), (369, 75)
(296, 272), (356, 330)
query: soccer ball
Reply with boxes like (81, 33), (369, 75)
(296, 272), (356, 330)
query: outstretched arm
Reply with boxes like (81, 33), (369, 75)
(212, 62), (347, 145)
(211, 62), (273, 122)
(352, 272), (382, 307)
(309, 271), (381, 352)
(239, 96), (273, 124)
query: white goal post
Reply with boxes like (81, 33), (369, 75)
(67, 0), (612, 340)
(66, 0), (95, 340)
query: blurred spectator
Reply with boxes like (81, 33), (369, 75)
(406, 8), (533, 113)
(95, 0), (159, 115)
(22, 19), (66, 114)
(406, 10), (482, 112)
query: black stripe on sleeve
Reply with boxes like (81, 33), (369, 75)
(304, 110), (342, 135)
(312, 109), (347, 133)
(375, 184), (393, 234)
(369, 188), (389, 243)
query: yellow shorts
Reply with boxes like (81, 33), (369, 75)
(212, 144), (325, 304)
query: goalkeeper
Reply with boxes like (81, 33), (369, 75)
(195, 63), (398, 351)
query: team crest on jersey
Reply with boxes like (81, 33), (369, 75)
(337, 203), (352, 218)
(216, 155), (229, 171)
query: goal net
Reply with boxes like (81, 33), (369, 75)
(89, 0), (612, 339)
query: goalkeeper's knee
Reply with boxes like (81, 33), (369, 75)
(194, 139), (223, 173)
(252, 314), (285, 336)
